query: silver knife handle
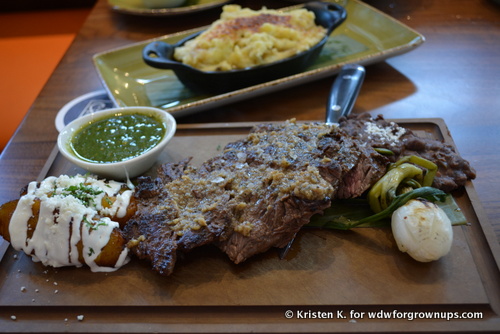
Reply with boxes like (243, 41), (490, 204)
(325, 64), (366, 124)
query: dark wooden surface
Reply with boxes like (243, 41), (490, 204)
(0, 0), (499, 244)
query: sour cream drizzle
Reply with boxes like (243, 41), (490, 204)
(8, 174), (133, 272)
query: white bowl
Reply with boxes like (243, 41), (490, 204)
(57, 107), (176, 180)
(142, 0), (186, 9)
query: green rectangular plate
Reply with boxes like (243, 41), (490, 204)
(94, 0), (425, 117)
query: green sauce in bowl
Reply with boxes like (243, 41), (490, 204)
(70, 113), (166, 163)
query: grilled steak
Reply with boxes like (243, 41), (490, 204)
(339, 114), (476, 192)
(124, 120), (389, 275)
(124, 115), (476, 276)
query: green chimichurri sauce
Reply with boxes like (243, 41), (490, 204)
(70, 113), (166, 163)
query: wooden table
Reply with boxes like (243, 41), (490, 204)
(0, 0), (499, 332)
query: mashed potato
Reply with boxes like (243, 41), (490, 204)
(174, 5), (327, 72)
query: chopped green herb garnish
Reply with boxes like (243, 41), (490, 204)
(62, 183), (103, 206)
(104, 197), (113, 206)
(84, 216), (109, 231)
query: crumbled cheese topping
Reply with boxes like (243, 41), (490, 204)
(364, 121), (406, 146)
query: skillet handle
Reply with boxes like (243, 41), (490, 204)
(142, 41), (180, 70)
(305, 1), (348, 34)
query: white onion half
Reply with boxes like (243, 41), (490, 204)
(391, 199), (453, 262)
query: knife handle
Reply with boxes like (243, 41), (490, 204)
(325, 64), (366, 124)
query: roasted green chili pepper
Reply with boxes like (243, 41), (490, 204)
(368, 155), (437, 213)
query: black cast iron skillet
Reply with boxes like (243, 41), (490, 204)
(142, 1), (347, 94)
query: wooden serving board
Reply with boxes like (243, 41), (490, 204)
(1, 119), (499, 333)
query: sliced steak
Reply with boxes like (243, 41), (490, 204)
(124, 120), (389, 275)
